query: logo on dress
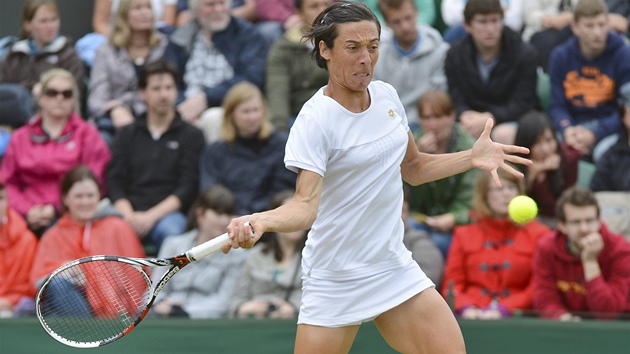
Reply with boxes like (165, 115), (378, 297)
(388, 109), (395, 118)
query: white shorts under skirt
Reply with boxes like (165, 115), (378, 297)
(297, 258), (434, 327)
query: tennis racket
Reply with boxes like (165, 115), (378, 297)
(35, 223), (253, 348)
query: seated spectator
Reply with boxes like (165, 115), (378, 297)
(533, 186), (630, 320)
(402, 185), (444, 288)
(265, 0), (330, 131)
(200, 82), (296, 216)
(441, 0), (523, 44)
(0, 0), (85, 127)
(358, 0), (436, 27)
(229, 190), (305, 319)
(441, 167), (550, 319)
(252, 0), (301, 49)
(30, 165), (146, 316)
(373, 0), (449, 131)
(514, 111), (580, 227)
(76, 0), (176, 67)
(88, 0), (170, 146)
(107, 60), (206, 251)
(548, 0), (630, 162)
(163, 0), (267, 139)
(152, 185), (247, 319)
(445, 0), (538, 145)
(407, 90), (477, 259)
(0, 178), (38, 318)
(590, 98), (630, 192)
(1, 68), (111, 236)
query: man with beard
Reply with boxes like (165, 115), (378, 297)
(107, 60), (206, 253)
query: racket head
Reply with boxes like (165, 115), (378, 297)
(36, 256), (153, 348)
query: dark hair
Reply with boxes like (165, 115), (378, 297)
(138, 60), (179, 89)
(377, 0), (416, 21)
(262, 190), (307, 262)
(60, 165), (101, 211)
(304, 1), (381, 70)
(463, 0), (503, 24)
(514, 111), (565, 197)
(186, 185), (236, 230)
(555, 186), (600, 222)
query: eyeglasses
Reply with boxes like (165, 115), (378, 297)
(43, 88), (73, 99)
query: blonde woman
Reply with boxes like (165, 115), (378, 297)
(88, 0), (169, 145)
(199, 82), (296, 216)
(1, 69), (111, 236)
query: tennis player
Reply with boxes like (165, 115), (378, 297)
(225, 2), (531, 353)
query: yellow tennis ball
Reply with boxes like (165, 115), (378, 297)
(508, 196), (538, 224)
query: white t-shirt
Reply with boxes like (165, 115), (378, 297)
(285, 81), (413, 280)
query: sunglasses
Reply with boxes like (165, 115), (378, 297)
(43, 88), (73, 99)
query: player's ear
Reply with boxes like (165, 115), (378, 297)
(319, 40), (331, 61)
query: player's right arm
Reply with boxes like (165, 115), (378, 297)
(225, 169), (322, 251)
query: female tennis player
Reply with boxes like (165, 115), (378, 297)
(225, 2), (531, 353)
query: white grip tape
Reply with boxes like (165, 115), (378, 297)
(185, 222), (254, 261)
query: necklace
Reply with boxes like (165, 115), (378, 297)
(134, 56), (145, 66)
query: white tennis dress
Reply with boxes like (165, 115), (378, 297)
(285, 81), (434, 327)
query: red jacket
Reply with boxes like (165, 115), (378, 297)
(1, 113), (111, 216)
(533, 224), (630, 319)
(0, 208), (38, 306)
(442, 217), (549, 313)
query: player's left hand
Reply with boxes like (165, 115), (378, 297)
(471, 118), (532, 187)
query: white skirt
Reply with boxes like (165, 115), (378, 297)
(297, 257), (434, 327)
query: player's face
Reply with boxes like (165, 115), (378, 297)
(140, 73), (177, 117)
(197, 208), (231, 237)
(382, 1), (418, 48)
(232, 94), (264, 138)
(558, 204), (600, 252)
(465, 13), (503, 52)
(299, 0), (331, 27)
(128, 0), (154, 32)
(573, 14), (609, 56)
(64, 179), (101, 224)
(418, 105), (455, 144)
(320, 21), (380, 93)
(196, 0), (231, 33)
(486, 179), (519, 218)
(530, 128), (558, 162)
(24, 4), (60, 48)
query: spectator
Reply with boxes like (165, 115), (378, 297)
(0, 178), (38, 318)
(229, 190), (305, 319)
(548, 0), (630, 162)
(591, 98), (630, 191)
(514, 111), (580, 226)
(152, 185), (247, 319)
(533, 186), (630, 320)
(107, 60), (205, 251)
(76, 0), (176, 67)
(0, 0), (85, 128)
(441, 0), (523, 44)
(162, 0), (267, 138)
(1, 68), (111, 237)
(199, 82), (296, 216)
(373, 0), (449, 130)
(265, 0), (330, 131)
(407, 90), (477, 259)
(441, 167), (550, 319)
(30, 165), (146, 317)
(358, 0), (436, 27)
(252, 0), (301, 49)
(445, 0), (539, 145)
(88, 0), (170, 147)
(402, 185), (444, 288)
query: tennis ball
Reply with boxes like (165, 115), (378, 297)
(508, 196), (538, 224)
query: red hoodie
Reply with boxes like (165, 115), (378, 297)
(533, 223), (630, 319)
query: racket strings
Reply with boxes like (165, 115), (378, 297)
(38, 260), (152, 345)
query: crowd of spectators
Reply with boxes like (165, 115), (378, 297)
(0, 0), (629, 321)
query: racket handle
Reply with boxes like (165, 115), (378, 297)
(186, 222), (254, 261)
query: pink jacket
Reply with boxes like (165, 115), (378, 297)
(1, 113), (111, 216)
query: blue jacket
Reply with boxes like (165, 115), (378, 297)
(163, 17), (267, 107)
(548, 32), (630, 141)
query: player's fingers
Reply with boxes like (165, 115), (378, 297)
(501, 161), (525, 179)
(502, 143), (530, 156)
(479, 118), (494, 140)
(504, 153), (532, 167)
(490, 169), (502, 188)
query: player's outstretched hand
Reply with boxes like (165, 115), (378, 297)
(471, 118), (532, 187)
